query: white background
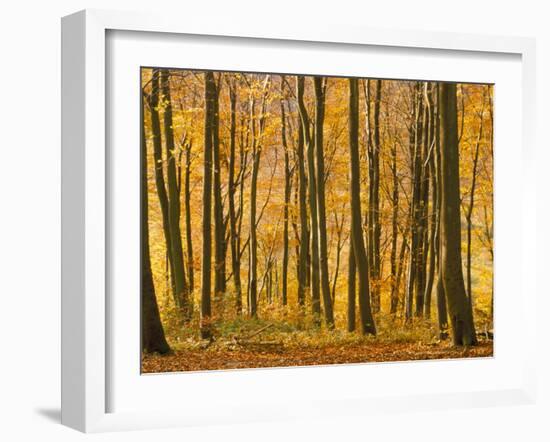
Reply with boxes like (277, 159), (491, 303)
(0, 0), (547, 441)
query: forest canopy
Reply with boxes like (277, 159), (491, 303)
(141, 68), (493, 373)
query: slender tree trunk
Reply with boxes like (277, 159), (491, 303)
(465, 97), (485, 307)
(141, 92), (171, 354)
(415, 89), (430, 317)
(433, 87), (449, 336)
(423, 84), (437, 317)
(227, 82), (243, 314)
(297, 76), (321, 322)
(248, 105), (260, 318)
(296, 83), (309, 310)
(313, 77), (335, 328)
(248, 75), (270, 318)
(390, 140), (399, 314)
(280, 84), (290, 307)
(406, 83), (423, 321)
(201, 72), (215, 339)
(348, 78), (376, 335)
(424, 149), (437, 318)
(149, 70), (176, 304)
(439, 82), (477, 346)
(160, 70), (190, 319)
(212, 77), (226, 300)
(366, 80), (382, 313)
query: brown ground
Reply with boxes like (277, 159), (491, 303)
(141, 341), (493, 374)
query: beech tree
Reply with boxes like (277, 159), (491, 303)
(313, 76), (335, 328)
(439, 82), (477, 346)
(200, 71), (215, 339)
(349, 78), (376, 335)
(141, 91), (171, 354)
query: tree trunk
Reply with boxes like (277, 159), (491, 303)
(423, 84), (437, 317)
(248, 75), (270, 318)
(297, 76), (321, 323)
(248, 102), (259, 317)
(201, 72), (215, 339)
(160, 70), (190, 319)
(389, 139), (399, 314)
(348, 78), (376, 335)
(280, 83), (290, 307)
(228, 81), (243, 314)
(415, 87), (430, 317)
(148, 70), (176, 304)
(439, 82), (477, 346)
(366, 79), (382, 313)
(141, 91), (171, 354)
(465, 95), (485, 307)
(405, 83), (423, 320)
(212, 76), (226, 300)
(433, 86), (449, 336)
(296, 86), (309, 310)
(313, 77), (335, 328)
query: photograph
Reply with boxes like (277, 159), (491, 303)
(140, 68), (494, 373)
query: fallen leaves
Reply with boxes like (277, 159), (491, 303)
(142, 340), (493, 374)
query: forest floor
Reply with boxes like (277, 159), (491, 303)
(142, 319), (493, 373)
(142, 340), (493, 373)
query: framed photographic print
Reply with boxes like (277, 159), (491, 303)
(61, 9), (537, 432)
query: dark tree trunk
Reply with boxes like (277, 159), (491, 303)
(348, 78), (376, 336)
(313, 77), (335, 328)
(212, 77), (226, 300)
(439, 83), (477, 346)
(406, 82), (423, 320)
(228, 81), (243, 314)
(141, 91), (171, 354)
(160, 70), (190, 320)
(424, 86), (437, 318)
(415, 86), (430, 317)
(201, 72), (215, 339)
(248, 105), (259, 318)
(296, 81), (309, 310)
(365, 80), (382, 313)
(433, 87), (449, 336)
(248, 75), (270, 318)
(148, 70), (176, 304)
(280, 84), (290, 307)
(297, 76), (321, 323)
(389, 138), (399, 314)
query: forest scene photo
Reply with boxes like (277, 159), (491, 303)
(141, 68), (494, 373)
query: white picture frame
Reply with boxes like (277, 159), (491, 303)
(61, 9), (537, 433)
